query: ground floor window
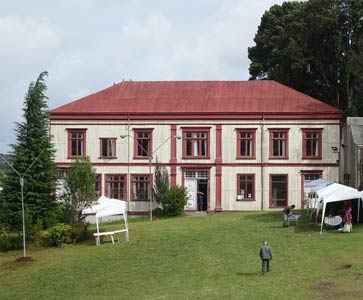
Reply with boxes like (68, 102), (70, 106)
(132, 175), (150, 201)
(237, 174), (255, 201)
(301, 171), (322, 208)
(106, 174), (126, 200)
(270, 175), (288, 208)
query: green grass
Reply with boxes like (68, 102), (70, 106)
(1, 212), (363, 300)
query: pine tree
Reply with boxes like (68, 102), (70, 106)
(0, 71), (57, 231)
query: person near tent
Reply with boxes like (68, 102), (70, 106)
(260, 241), (272, 275)
(282, 204), (295, 227)
(197, 191), (204, 211)
(344, 199), (352, 210)
(343, 206), (352, 232)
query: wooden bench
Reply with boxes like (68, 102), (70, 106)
(94, 229), (129, 246)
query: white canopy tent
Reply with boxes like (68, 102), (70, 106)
(304, 179), (333, 194)
(82, 195), (129, 245)
(316, 183), (363, 234)
(304, 179), (333, 218)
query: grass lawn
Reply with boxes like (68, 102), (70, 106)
(1, 211), (363, 300)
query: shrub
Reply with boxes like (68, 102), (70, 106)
(47, 223), (72, 247)
(29, 218), (45, 246)
(162, 186), (188, 216)
(0, 225), (22, 252)
(71, 223), (91, 243)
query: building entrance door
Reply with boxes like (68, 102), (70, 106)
(184, 170), (208, 211)
(198, 180), (208, 211)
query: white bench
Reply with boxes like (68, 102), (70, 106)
(94, 229), (129, 246)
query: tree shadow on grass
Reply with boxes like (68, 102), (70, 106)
(237, 271), (260, 276)
(243, 211), (281, 222)
(243, 211), (323, 234)
(293, 223), (321, 233)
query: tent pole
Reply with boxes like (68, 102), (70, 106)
(96, 216), (100, 246)
(357, 198), (361, 223)
(320, 202), (326, 235)
(124, 213), (129, 241)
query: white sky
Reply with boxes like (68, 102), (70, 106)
(0, 0), (285, 153)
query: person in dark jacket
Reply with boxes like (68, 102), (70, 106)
(260, 241), (272, 274)
(282, 204), (295, 227)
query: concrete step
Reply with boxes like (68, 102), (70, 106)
(184, 211), (208, 217)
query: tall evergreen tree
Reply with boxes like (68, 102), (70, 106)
(248, 0), (363, 115)
(0, 71), (57, 231)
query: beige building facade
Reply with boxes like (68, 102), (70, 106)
(49, 81), (342, 214)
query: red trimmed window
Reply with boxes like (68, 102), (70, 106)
(132, 175), (150, 201)
(237, 129), (256, 159)
(95, 174), (102, 197)
(237, 174), (255, 201)
(183, 129), (210, 158)
(269, 129), (289, 159)
(67, 129), (86, 157)
(134, 129), (153, 158)
(106, 174), (126, 200)
(100, 138), (116, 158)
(301, 171), (322, 208)
(302, 129), (322, 159)
(270, 175), (288, 208)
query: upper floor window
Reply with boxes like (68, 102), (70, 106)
(237, 174), (255, 201)
(134, 129), (153, 158)
(269, 129), (289, 159)
(100, 138), (116, 159)
(182, 128), (210, 159)
(106, 174), (126, 200)
(302, 129), (322, 159)
(132, 174), (150, 201)
(67, 129), (86, 158)
(237, 129), (256, 159)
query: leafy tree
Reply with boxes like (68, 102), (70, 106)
(248, 0), (363, 115)
(61, 156), (97, 225)
(0, 71), (57, 231)
(153, 163), (187, 216)
(153, 161), (170, 207)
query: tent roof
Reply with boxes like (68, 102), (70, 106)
(317, 183), (363, 203)
(304, 179), (333, 193)
(82, 195), (126, 218)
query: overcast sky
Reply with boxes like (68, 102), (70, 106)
(0, 0), (285, 153)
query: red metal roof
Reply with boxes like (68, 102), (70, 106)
(49, 80), (342, 119)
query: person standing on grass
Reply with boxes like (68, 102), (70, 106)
(260, 241), (272, 275)
(282, 204), (295, 227)
(343, 206), (352, 232)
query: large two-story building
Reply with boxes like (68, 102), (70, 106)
(49, 80), (342, 214)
